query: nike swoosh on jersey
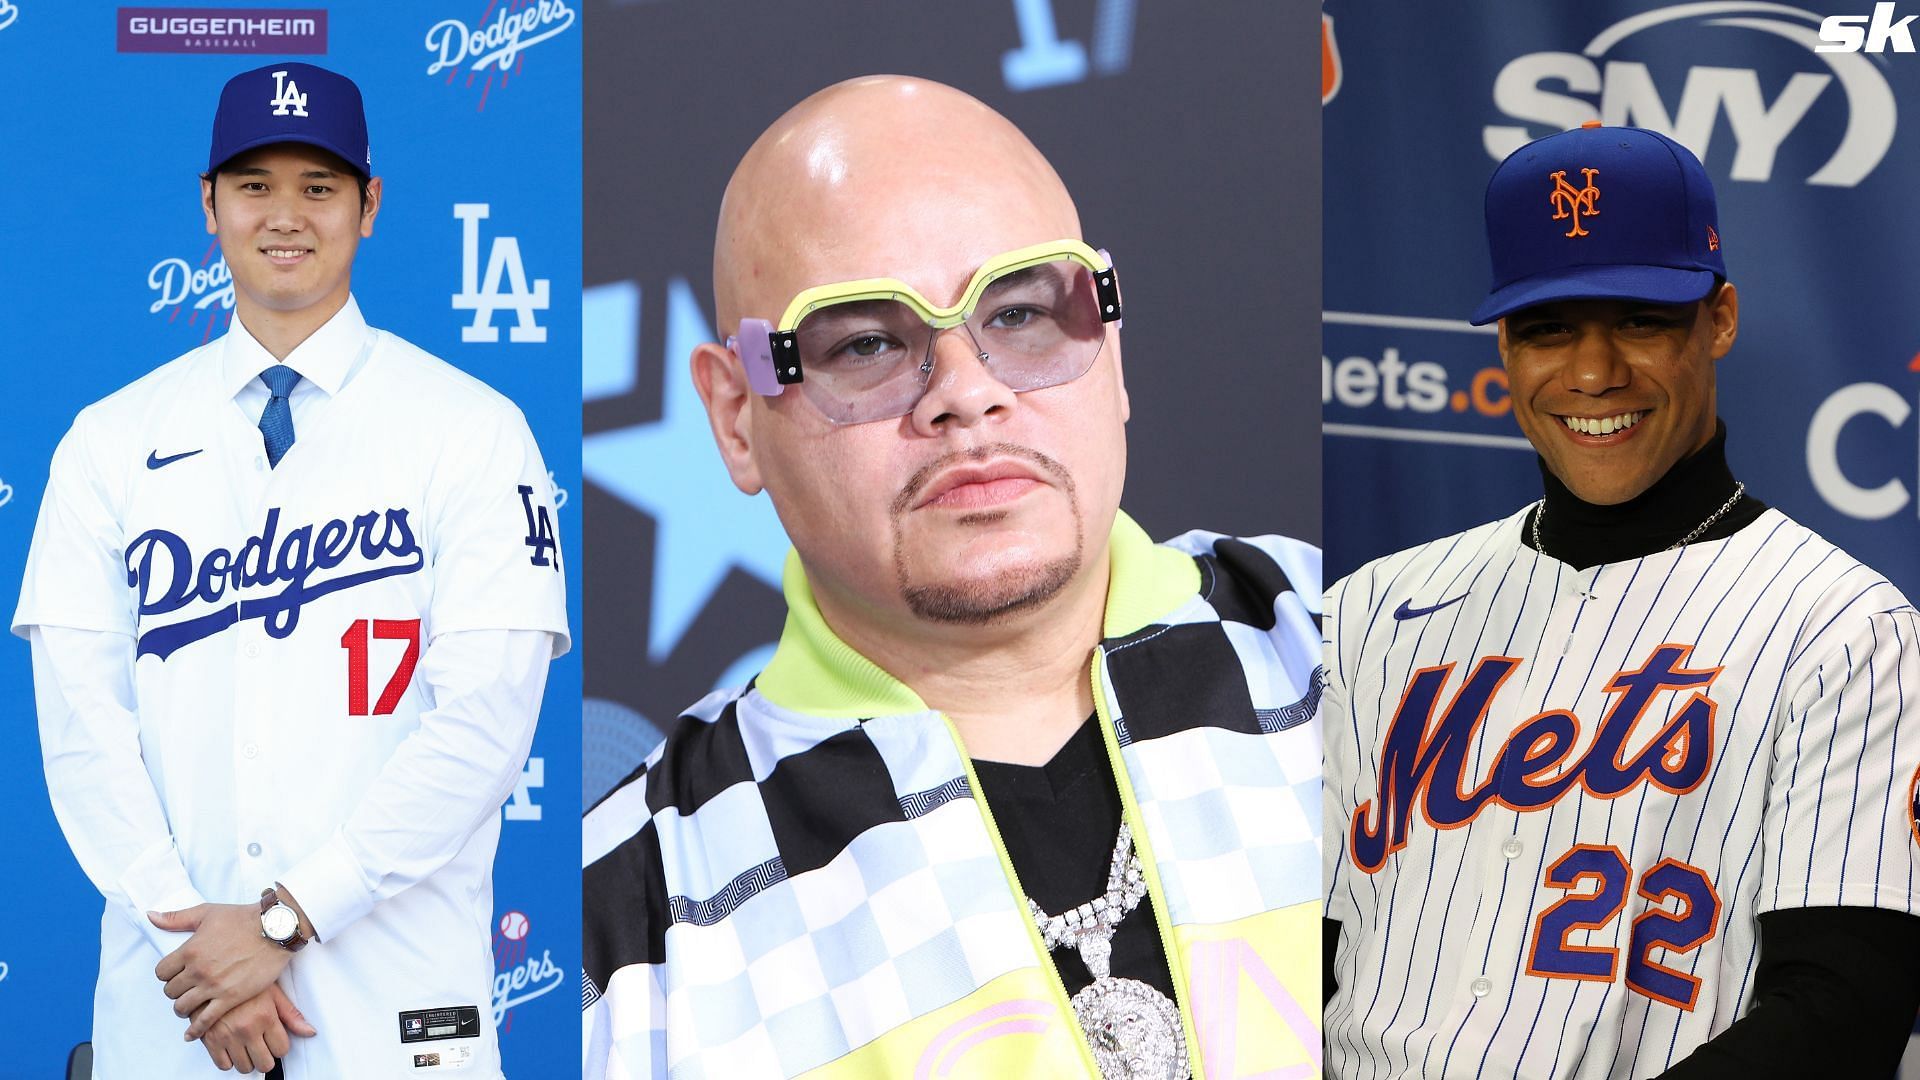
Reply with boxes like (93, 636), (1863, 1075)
(1393, 594), (1469, 620)
(146, 449), (204, 470)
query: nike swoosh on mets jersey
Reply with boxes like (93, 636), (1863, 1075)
(1393, 594), (1469, 620)
(146, 449), (204, 470)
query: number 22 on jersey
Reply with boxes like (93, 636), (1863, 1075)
(1525, 844), (1722, 1010)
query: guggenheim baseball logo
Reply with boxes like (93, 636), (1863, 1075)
(1487, 2), (1896, 186)
(117, 7), (326, 54)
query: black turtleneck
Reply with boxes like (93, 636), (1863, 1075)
(1528, 421), (1768, 569)
(1325, 421), (1920, 1079)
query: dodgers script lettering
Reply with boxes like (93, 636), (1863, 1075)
(126, 507), (424, 660)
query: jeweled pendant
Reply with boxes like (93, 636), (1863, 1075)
(1071, 976), (1188, 1080)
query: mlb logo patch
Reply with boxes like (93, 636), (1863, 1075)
(405, 1017), (425, 1036)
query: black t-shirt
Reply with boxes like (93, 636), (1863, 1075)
(972, 714), (1177, 1001)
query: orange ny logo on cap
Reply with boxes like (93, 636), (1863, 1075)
(1707, 225), (1720, 252)
(1549, 168), (1601, 238)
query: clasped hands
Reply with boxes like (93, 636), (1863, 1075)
(149, 902), (317, 1074)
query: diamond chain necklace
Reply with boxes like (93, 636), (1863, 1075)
(1028, 824), (1189, 1079)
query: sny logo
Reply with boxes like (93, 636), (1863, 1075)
(269, 69), (308, 117)
(1818, 2), (1917, 52)
(453, 204), (548, 344)
(1487, 3), (1896, 188)
(1549, 168), (1601, 237)
(1349, 643), (1720, 872)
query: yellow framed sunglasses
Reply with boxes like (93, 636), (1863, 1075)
(729, 239), (1122, 425)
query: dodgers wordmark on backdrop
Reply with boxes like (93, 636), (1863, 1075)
(0, 3), (581, 1075)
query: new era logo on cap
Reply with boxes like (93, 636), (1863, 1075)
(210, 61), (370, 175)
(1471, 124), (1725, 325)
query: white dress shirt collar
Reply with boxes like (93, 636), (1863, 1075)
(219, 295), (373, 400)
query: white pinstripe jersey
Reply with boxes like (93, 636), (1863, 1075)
(1323, 505), (1920, 1080)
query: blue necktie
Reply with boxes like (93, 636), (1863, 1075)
(258, 366), (302, 468)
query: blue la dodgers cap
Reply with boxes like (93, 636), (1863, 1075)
(208, 61), (371, 176)
(1470, 123), (1724, 325)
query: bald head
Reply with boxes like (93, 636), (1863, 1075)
(713, 76), (1082, 332)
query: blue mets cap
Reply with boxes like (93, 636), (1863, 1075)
(208, 62), (370, 177)
(1470, 123), (1724, 326)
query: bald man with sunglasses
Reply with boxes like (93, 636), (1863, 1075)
(581, 76), (1323, 1079)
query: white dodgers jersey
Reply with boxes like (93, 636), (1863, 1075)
(1323, 506), (1920, 1080)
(13, 306), (568, 1079)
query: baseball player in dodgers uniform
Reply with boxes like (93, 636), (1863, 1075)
(13, 63), (568, 1077)
(1323, 125), (1920, 1078)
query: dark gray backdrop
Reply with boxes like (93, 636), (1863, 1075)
(581, 0), (1320, 803)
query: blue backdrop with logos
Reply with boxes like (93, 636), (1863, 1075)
(0, 2), (581, 1075)
(1322, 1), (1920, 1071)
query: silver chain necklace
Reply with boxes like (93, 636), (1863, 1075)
(1028, 824), (1189, 1079)
(1532, 481), (1745, 557)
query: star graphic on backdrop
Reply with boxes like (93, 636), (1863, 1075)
(581, 278), (789, 660)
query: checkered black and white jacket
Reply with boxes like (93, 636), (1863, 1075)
(583, 513), (1324, 1078)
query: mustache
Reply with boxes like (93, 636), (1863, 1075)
(891, 442), (1076, 516)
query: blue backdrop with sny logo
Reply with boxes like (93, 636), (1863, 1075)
(0, 2), (581, 1074)
(1322, 1), (1920, 1071)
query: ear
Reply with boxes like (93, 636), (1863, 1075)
(1706, 281), (1738, 361)
(201, 175), (218, 235)
(359, 176), (383, 238)
(690, 341), (765, 495)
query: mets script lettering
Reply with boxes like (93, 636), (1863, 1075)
(126, 507), (424, 660)
(1350, 644), (1719, 872)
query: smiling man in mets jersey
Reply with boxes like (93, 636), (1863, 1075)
(13, 62), (567, 1078)
(1322, 124), (1920, 1078)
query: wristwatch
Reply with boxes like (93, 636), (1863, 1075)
(259, 886), (311, 952)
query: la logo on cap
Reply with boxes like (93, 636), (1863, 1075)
(269, 69), (308, 118)
(1549, 168), (1600, 238)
